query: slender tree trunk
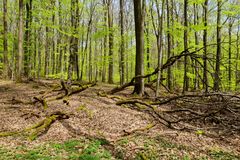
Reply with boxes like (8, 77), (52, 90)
(3, 0), (9, 79)
(57, 1), (63, 77)
(119, 0), (125, 85)
(228, 17), (233, 90)
(102, 0), (107, 82)
(203, 0), (208, 93)
(44, 26), (49, 76)
(193, 3), (199, 90)
(80, 4), (95, 81)
(214, 0), (222, 91)
(183, 0), (189, 93)
(133, 0), (145, 95)
(16, 0), (24, 82)
(51, 0), (56, 75)
(89, 32), (93, 82)
(236, 20), (240, 89)
(24, 0), (32, 78)
(155, 0), (165, 97)
(108, 0), (114, 84)
(37, 28), (42, 80)
(166, 0), (172, 90)
(145, 17), (150, 83)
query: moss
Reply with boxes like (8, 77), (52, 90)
(0, 131), (19, 137)
(28, 115), (58, 141)
(76, 105), (93, 119)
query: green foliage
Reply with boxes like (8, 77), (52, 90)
(0, 139), (112, 160)
(209, 149), (240, 160)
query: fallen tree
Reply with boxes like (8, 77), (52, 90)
(115, 93), (240, 134)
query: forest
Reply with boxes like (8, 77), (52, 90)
(0, 0), (240, 159)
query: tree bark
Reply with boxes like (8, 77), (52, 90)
(3, 0), (9, 79)
(133, 0), (145, 95)
(119, 0), (125, 85)
(16, 0), (24, 82)
(203, 0), (208, 93)
(228, 17), (233, 90)
(166, 0), (172, 91)
(108, 0), (114, 84)
(183, 0), (189, 93)
(214, 0), (222, 91)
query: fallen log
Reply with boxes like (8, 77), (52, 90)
(0, 111), (69, 140)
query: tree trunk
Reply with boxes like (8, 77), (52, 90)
(44, 26), (49, 77)
(183, 0), (189, 93)
(214, 0), (222, 91)
(108, 0), (114, 84)
(193, 3), (199, 90)
(119, 0), (125, 85)
(68, 0), (79, 82)
(228, 17), (233, 90)
(3, 0), (9, 79)
(102, 0), (108, 82)
(166, 0), (172, 91)
(133, 0), (145, 96)
(236, 20), (240, 89)
(16, 0), (24, 82)
(155, 0), (165, 97)
(203, 0), (208, 93)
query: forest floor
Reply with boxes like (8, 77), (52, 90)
(0, 79), (239, 160)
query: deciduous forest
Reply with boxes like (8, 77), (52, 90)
(0, 0), (240, 159)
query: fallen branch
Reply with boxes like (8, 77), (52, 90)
(56, 81), (97, 99)
(0, 111), (69, 140)
(33, 97), (48, 110)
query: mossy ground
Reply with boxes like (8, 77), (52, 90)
(0, 136), (239, 160)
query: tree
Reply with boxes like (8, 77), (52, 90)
(228, 17), (234, 90)
(68, 0), (79, 82)
(151, 0), (165, 97)
(119, 0), (125, 85)
(24, 0), (33, 78)
(214, 0), (222, 91)
(203, 0), (208, 93)
(3, 0), (9, 79)
(133, 0), (145, 95)
(183, 0), (189, 93)
(16, 0), (24, 82)
(166, 0), (172, 90)
(107, 0), (114, 84)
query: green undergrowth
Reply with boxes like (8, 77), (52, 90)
(0, 136), (239, 160)
(0, 139), (112, 160)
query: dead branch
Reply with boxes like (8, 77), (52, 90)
(56, 81), (97, 99)
(33, 97), (48, 110)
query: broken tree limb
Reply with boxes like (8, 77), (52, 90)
(56, 81), (97, 99)
(33, 96), (48, 110)
(0, 111), (69, 140)
(108, 43), (228, 95)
